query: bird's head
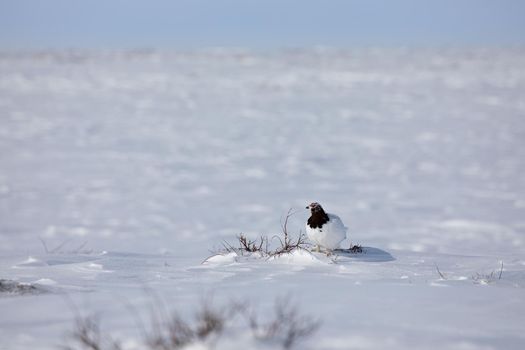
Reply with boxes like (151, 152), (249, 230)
(306, 202), (324, 213)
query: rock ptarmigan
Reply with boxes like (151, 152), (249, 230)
(306, 202), (347, 252)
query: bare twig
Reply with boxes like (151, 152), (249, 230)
(221, 240), (236, 253)
(39, 237), (92, 255)
(271, 209), (309, 257)
(146, 314), (193, 350)
(194, 301), (225, 339)
(64, 296), (320, 350)
(238, 234), (268, 254)
(50, 239), (72, 254)
(435, 264), (446, 280)
(471, 262), (504, 284)
(64, 315), (122, 350)
(39, 237), (49, 254)
(246, 296), (320, 349)
(348, 244), (363, 253)
(208, 208), (310, 261)
(72, 241), (89, 254)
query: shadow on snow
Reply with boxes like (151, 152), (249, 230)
(333, 246), (395, 263)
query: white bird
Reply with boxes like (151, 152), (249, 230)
(306, 202), (347, 252)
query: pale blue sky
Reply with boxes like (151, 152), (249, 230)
(1, 0), (524, 49)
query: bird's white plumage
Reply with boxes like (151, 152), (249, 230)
(306, 213), (347, 250)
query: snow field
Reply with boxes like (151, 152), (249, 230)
(1, 48), (524, 349)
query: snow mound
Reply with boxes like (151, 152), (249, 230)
(202, 252), (238, 265)
(33, 278), (57, 286)
(15, 256), (48, 267)
(269, 249), (326, 265)
(202, 248), (344, 266)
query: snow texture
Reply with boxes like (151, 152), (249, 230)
(0, 48), (525, 350)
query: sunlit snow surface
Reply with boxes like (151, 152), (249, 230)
(0, 48), (524, 349)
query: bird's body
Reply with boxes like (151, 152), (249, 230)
(306, 203), (347, 252)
